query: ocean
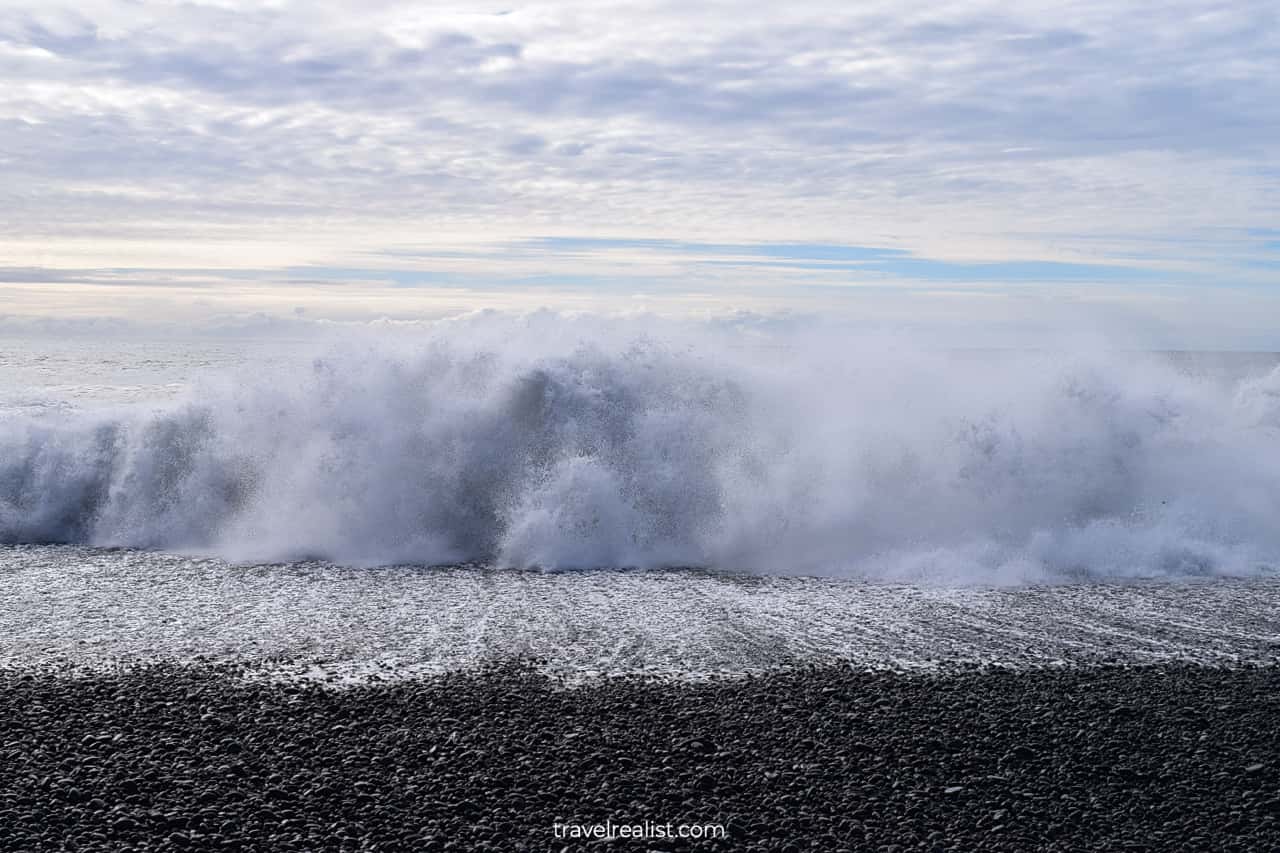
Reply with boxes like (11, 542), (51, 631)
(2, 317), (1279, 678)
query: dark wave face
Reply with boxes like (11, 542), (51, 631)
(3, 318), (1279, 582)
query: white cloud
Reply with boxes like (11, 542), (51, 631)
(0, 0), (1276, 337)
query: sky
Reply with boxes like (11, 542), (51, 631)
(0, 0), (1278, 344)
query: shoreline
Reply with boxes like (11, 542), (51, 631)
(6, 547), (1279, 677)
(2, 661), (1276, 851)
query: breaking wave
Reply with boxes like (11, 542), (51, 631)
(3, 314), (1280, 582)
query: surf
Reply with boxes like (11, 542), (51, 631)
(2, 314), (1278, 582)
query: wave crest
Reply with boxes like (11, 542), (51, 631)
(3, 320), (1279, 582)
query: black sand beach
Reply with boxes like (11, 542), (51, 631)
(3, 662), (1277, 851)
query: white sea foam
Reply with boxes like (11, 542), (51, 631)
(2, 313), (1279, 582)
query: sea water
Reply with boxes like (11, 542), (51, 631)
(2, 315), (1278, 676)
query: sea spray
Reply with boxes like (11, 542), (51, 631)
(2, 314), (1278, 582)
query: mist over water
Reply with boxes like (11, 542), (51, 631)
(2, 314), (1279, 583)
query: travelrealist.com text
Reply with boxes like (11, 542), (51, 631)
(552, 820), (727, 840)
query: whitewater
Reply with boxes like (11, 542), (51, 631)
(3, 314), (1280, 584)
(2, 314), (1280, 678)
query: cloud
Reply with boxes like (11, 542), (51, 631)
(0, 1), (1277, 340)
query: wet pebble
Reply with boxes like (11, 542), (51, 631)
(0, 662), (1276, 851)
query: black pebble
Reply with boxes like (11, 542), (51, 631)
(0, 661), (1276, 852)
